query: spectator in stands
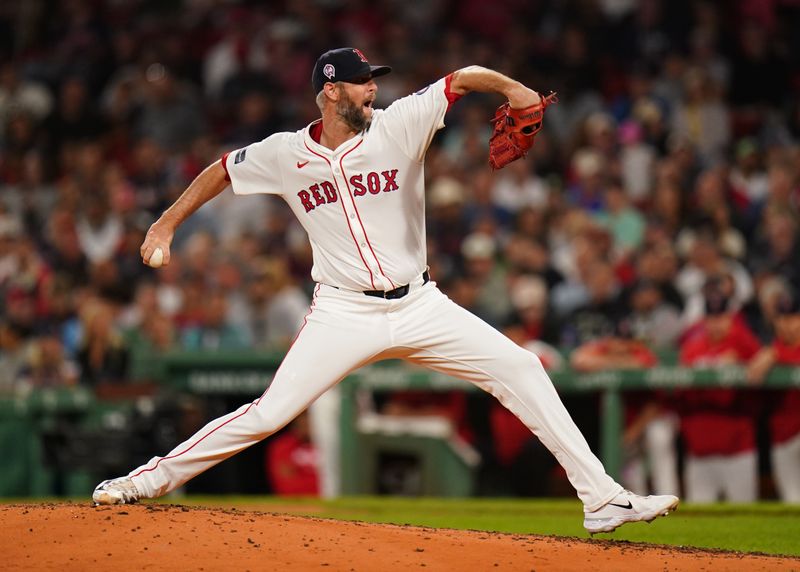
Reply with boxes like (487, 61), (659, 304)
(561, 260), (626, 348)
(751, 162), (799, 229)
(181, 288), (248, 351)
(0, 63), (53, 138)
(571, 319), (658, 373)
(46, 276), (83, 358)
(441, 102), (493, 169)
(43, 207), (89, 290)
(459, 232), (510, 327)
(566, 149), (606, 212)
(729, 138), (769, 206)
(2, 151), (56, 238)
(618, 120), (656, 206)
(491, 158), (549, 214)
(648, 172), (688, 240)
(550, 216), (603, 317)
(128, 138), (172, 217)
(76, 299), (129, 387)
(16, 334), (79, 390)
(504, 234), (564, 290)
(75, 190), (123, 265)
(634, 242), (685, 311)
(681, 168), (747, 260)
(747, 293), (800, 503)
(1, 110), (39, 184)
(676, 234), (753, 327)
(426, 177), (469, 264)
(743, 274), (791, 342)
(504, 275), (561, 349)
(748, 211), (800, 293)
(571, 319), (678, 496)
(623, 278), (682, 350)
(265, 410), (319, 496)
(4, 236), (53, 333)
(0, 209), (22, 287)
(135, 64), (205, 153)
(229, 256), (309, 350)
(0, 320), (29, 394)
(42, 76), (107, 160)
(463, 169), (513, 233)
(671, 66), (730, 166)
(123, 305), (176, 384)
(119, 282), (159, 332)
(677, 287), (762, 502)
(593, 180), (646, 263)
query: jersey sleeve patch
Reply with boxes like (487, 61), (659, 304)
(225, 134), (287, 196)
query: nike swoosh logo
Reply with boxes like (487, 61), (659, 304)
(297, 161), (309, 168)
(608, 501), (633, 509)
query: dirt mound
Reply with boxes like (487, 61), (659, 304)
(3, 503), (797, 571)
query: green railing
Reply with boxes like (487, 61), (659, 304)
(155, 351), (800, 481)
(340, 362), (800, 484)
(156, 353), (800, 483)
(3, 351), (798, 496)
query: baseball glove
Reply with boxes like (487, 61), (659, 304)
(488, 92), (558, 170)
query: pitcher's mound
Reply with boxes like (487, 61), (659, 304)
(2, 503), (795, 571)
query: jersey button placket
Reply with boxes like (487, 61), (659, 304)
(337, 143), (391, 291)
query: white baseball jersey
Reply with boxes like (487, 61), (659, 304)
(125, 75), (623, 512)
(223, 76), (459, 292)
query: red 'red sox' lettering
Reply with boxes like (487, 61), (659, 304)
(320, 181), (337, 202)
(309, 183), (325, 206)
(367, 172), (381, 194)
(351, 174), (367, 196)
(381, 169), (398, 191)
(298, 170), (400, 212)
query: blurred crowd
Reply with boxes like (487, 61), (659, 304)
(1, 0), (800, 501)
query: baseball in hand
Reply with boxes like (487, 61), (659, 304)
(148, 247), (164, 268)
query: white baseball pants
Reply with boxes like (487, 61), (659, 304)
(684, 451), (758, 503)
(128, 279), (622, 510)
(772, 432), (800, 504)
(622, 413), (680, 496)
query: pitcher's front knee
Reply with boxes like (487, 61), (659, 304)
(249, 404), (296, 437)
(506, 347), (546, 378)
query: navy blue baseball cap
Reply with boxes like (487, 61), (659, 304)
(312, 47), (391, 94)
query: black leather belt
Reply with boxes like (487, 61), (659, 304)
(363, 270), (430, 299)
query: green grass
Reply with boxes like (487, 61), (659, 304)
(172, 496), (800, 557)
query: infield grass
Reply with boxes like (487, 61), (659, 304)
(175, 496), (800, 557)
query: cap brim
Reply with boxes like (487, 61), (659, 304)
(369, 65), (392, 78)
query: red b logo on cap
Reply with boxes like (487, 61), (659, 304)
(352, 48), (368, 63)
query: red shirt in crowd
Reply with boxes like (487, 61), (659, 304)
(266, 433), (319, 496)
(678, 320), (761, 457)
(770, 339), (800, 444)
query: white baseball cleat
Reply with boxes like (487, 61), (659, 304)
(583, 490), (679, 534)
(93, 477), (142, 506)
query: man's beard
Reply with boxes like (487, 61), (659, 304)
(336, 91), (370, 132)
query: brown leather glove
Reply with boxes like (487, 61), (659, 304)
(488, 92), (558, 170)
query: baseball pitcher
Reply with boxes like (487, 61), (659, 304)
(93, 48), (678, 534)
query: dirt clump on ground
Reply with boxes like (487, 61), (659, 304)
(3, 503), (797, 571)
